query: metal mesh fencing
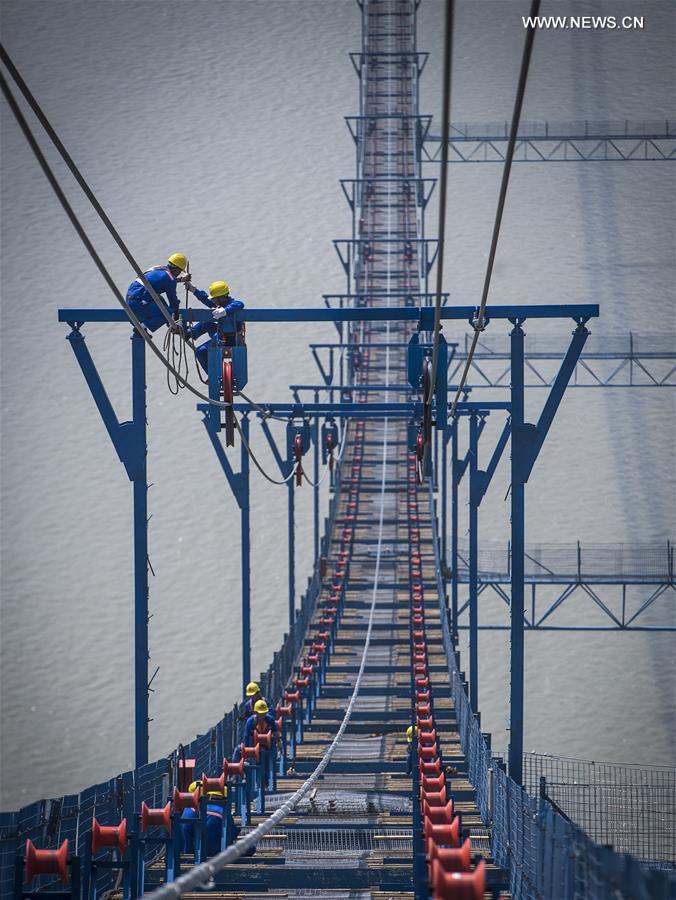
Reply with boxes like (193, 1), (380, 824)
(523, 753), (676, 868)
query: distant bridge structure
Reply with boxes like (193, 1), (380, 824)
(423, 120), (676, 162)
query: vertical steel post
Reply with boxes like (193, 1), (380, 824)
(240, 415), (251, 689)
(131, 331), (149, 767)
(509, 321), (525, 786)
(450, 418), (459, 643)
(441, 426), (448, 572)
(288, 439), (295, 629)
(469, 412), (479, 711)
(313, 390), (320, 564)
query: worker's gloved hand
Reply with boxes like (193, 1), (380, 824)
(177, 273), (192, 284)
(185, 282), (196, 294)
(212, 306), (228, 320)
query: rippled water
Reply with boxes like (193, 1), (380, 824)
(1, 0), (674, 810)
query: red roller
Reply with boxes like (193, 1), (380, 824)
(276, 703), (293, 717)
(416, 703), (431, 717)
(91, 817), (128, 855)
(255, 731), (273, 750)
(25, 839), (69, 886)
(422, 798), (454, 823)
(420, 757), (442, 777)
(430, 859), (485, 899)
(422, 773), (445, 793)
(141, 802), (171, 834)
(416, 431), (424, 461)
(419, 729), (437, 746)
(223, 756), (245, 779)
(284, 689), (300, 704)
(201, 772), (225, 795)
(275, 716), (283, 732)
(419, 744), (437, 761)
(241, 743), (261, 764)
(413, 632), (425, 643)
(316, 631), (330, 643)
(429, 838), (471, 873)
(423, 815), (460, 846)
(306, 653), (320, 665)
(421, 785), (447, 808)
(221, 358), (233, 405)
(414, 665), (428, 678)
(312, 641), (326, 654)
(416, 715), (434, 731)
(296, 676), (310, 689)
(300, 665), (314, 677)
(172, 785), (200, 812)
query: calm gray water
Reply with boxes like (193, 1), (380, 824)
(1, 0), (674, 810)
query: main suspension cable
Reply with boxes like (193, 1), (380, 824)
(0, 65), (233, 410)
(426, 0), (454, 427)
(0, 44), (175, 330)
(448, 0), (541, 418)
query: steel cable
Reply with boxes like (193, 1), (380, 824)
(448, 0), (541, 419)
(426, 0), (454, 425)
(0, 58), (319, 488)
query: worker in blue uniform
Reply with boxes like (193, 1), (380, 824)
(244, 699), (282, 752)
(185, 280), (245, 371)
(180, 781), (236, 859)
(126, 252), (210, 331)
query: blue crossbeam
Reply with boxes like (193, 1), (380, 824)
(197, 401), (510, 418)
(58, 303), (599, 325)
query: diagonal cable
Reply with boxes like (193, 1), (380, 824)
(449, 0), (541, 419)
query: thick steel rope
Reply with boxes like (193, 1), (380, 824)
(448, 0), (541, 418)
(147, 284), (393, 900)
(426, 0), (454, 423)
(0, 61), (307, 487)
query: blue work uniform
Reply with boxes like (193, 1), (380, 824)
(406, 744), (414, 776)
(125, 266), (210, 331)
(180, 797), (234, 858)
(243, 712), (278, 747)
(187, 298), (245, 372)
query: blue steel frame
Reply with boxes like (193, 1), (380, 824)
(58, 301), (597, 782)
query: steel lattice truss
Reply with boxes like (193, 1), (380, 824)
(423, 120), (676, 162)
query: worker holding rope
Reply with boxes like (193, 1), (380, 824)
(126, 252), (208, 332)
(185, 280), (245, 372)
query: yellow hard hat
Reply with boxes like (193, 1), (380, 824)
(168, 252), (188, 271)
(188, 781), (199, 793)
(208, 280), (230, 300)
(254, 699), (269, 715)
(406, 725), (419, 743)
(206, 789), (225, 798)
(246, 682), (260, 697)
